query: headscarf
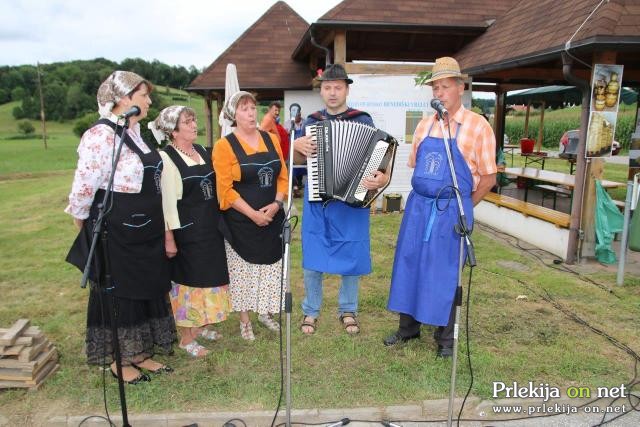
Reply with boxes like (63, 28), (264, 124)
(148, 105), (187, 144)
(222, 91), (255, 123)
(96, 71), (146, 118)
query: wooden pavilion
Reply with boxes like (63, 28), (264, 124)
(187, 0), (640, 263)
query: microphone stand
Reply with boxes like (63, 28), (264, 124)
(279, 119), (297, 427)
(80, 117), (132, 427)
(434, 111), (476, 427)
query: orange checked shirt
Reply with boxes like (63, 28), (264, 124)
(408, 105), (497, 191)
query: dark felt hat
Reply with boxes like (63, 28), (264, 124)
(316, 63), (353, 84)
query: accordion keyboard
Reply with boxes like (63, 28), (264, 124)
(305, 125), (322, 202)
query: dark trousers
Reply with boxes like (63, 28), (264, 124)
(398, 302), (456, 348)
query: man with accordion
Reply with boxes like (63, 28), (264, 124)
(293, 64), (390, 335)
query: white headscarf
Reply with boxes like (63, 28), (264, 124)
(147, 105), (187, 144)
(96, 71), (146, 118)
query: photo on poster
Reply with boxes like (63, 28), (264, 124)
(630, 134), (640, 168)
(586, 111), (617, 158)
(591, 64), (624, 113)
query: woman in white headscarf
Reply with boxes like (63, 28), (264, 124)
(213, 91), (288, 341)
(150, 106), (231, 358)
(66, 71), (176, 384)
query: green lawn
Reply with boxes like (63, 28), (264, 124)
(0, 104), (639, 425)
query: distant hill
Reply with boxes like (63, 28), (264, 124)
(0, 58), (202, 122)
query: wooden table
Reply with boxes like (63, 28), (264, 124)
(503, 144), (519, 166)
(502, 167), (624, 203)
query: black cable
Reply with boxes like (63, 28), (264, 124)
(475, 222), (618, 297)
(456, 267), (474, 427)
(223, 418), (248, 427)
(77, 415), (116, 427)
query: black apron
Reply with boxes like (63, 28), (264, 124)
(66, 119), (171, 300)
(220, 131), (284, 264)
(163, 144), (229, 287)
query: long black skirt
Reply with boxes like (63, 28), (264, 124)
(85, 283), (177, 366)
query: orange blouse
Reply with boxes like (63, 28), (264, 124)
(212, 131), (289, 210)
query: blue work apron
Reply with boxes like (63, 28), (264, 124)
(387, 122), (473, 326)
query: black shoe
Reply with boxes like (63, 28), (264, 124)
(436, 345), (453, 358)
(383, 331), (420, 347)
(132, 363), (173, 375)
(110, 368), (151, 385)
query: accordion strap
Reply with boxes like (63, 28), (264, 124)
(309, 108), (372, 121)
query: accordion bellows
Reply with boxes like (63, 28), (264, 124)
(306, 120), (398, 207)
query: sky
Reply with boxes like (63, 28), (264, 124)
(2, 0), (343, 69)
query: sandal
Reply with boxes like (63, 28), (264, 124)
(199, 329), (223, 341)
(339, 312), (360, 335)
(258, 314), (280, 332)
(300, 316), (317, 335)
(240, 321), (255, 341)
(179, 341), (209, 357)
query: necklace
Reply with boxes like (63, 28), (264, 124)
(171, 143), (197, 158)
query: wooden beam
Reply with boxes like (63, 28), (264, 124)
(344, 63), (433, 75)
(494, 90), (506, 149)
(334, 30), (346, 65)
(536, 100), (545, 152)
(202, 92), (213, 148)
(524, 102), (531, 138)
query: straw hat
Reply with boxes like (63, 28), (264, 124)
(425, 57), (468, 85)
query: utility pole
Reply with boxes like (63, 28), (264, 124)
(36, 62), (48, 150)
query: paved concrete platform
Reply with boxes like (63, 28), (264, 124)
(43, 396), (640, 426)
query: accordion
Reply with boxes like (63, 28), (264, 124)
(306, 120), (398, 207)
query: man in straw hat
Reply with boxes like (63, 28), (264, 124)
(383, 57), (496, 356)
(293, 63), (389, 336)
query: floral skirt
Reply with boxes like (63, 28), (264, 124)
(85, 284), (177, 366)
(169, 283), (231, 328)
(225, 241), (285, 314)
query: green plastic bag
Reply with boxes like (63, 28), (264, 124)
(595, 180), (624, 264)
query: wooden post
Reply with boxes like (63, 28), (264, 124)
(203, 91), (213, 148)
(580, 51), (616, 258)
(524, 101), (531, 138)
(36, 62), (47, 150)
(333, 30), (346, 65)
(494, 87), (506, 149)
(536, 100), (545, 152)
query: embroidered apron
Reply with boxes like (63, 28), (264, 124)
(387, 122), (473, 325)
(66, 119), (171, 300)
(164, 144), (229, 287)
(220, 131), (284, 264)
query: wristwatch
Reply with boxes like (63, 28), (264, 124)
(274, 200), (284, 210)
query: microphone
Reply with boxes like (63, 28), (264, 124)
(430, 98), (448, 117)
(118, 105), (141, 119)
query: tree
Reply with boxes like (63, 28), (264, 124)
(17, 120), (35, 135)
(11, 86), (25, 101)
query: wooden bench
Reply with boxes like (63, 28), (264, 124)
(534, 184), (572, 210)
(483, 192), (571, 228)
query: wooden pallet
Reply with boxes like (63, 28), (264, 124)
(0, 319), (59, 390)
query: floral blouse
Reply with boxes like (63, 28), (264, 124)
(64, 115), (152, 220)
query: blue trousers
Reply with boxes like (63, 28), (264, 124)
(301, 269), (359, 318)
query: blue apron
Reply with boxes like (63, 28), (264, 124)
(387, 122), (473, 326)
(301, 111), (373, 275)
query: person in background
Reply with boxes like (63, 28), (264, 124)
(213, 91), (288, 341)
(65, 71), (176, 384)
(384, 57), (496, 357)
(285, 103), (305, 197)
(150, 106), (231, 358)
(259, 101), (281, 141)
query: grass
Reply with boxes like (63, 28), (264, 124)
(0, 103), (639, 425)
